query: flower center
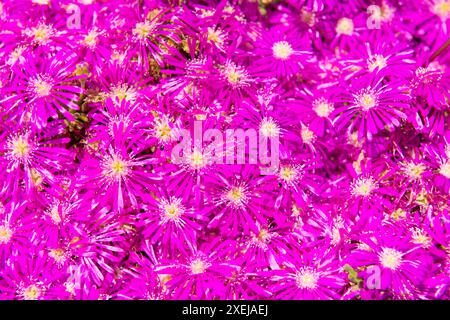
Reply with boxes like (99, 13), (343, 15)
(272, 41), (294, 60)
(7, 46), (26, 66)
(159, 197), (185, 222)
(110, 84), (137, 102)
(9, 136), (31, 159)
(47, 203), (63, 225)
(190, 258), (210, 275)
(278, 166), (300, 184)
(30, 23), (54, 44)
(207, 27), (225, 47)
(111, 159), (127, 175)
(402, 162), (426, 180)
(295, 268), (320, 289)
(83, 30), (99, 48)
(224, 186), (248, 208)
(351, 177), (376, 197)
(30, 74), (54, 98)
(355, 89), (378, 111)
(133, 21), (154, 39)
(0, 225), (13, 245)
(432, 0), (450, 20)
(102, 155), (129, 180)
(336, 18), (354, 35)
(412, 229), (432, 248)
(22, 285), (43, 300)
(367, 54), (387, 72)
(259, 117), (280, 138)
(379, 247), (403, 270)
(301, 8), (316, 26)
(153, 117), (174, 142)
(312, 98), (335, 118)
(301, 126), (316, 144)
(49, 248), (67, 265)
(221, 62), (251, 88)
(187, 149), (206, 170)
(439, 161), (450, 178)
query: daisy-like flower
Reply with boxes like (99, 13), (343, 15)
(127, 8), (180, 70)
(155, 240), (239, 299)
(269, 243), (346, 299)
(0, 246), (69, 300)
(203, 165), (273, 235)
(115, 248), (165, 300)
(346, 225), (429, 299)
(334, 73), (409, 140)
(424, 138), (450, 193)
(139, 187), (207, 258)
(2, 51), (84, 127)
(79, 140), (159, 214)
(215, 60), (255, 109)
(0, 123), (72, 196)
(251, 30), (311, 78)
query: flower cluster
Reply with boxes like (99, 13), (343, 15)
(1, 0), (450, 300)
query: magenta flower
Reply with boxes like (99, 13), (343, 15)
(2, 51), (84, 127)
(334, 73), (409, 140)
(268, 244), (346, 300)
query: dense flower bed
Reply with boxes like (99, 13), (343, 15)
(0, 0), (450, 300)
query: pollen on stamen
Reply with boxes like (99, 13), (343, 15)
(272, 41), (294, 60)
(158, 197), (185, 224)
(379, 247), (403, 270)
(152, 115), (175, 143)
(27, 23), (55, 45)
(207, 27), (226, 50)
(109, 84), (137, 103)
(300, 8), (316, 27)
(431, 0), (450, 21)
(336, 18), (354, 36)
(301, 125), (316, 145)
(29, 74), (54, 98)
(49, 248), (68, 266)
(259, 117), (280, 138)
(223, 185), (249, 209)
(0, 224), (13, 245)
(355, 88), (379, 111)
(295, 267), (320, 289)
(132, 21), (155, 40)
(6, 46), (26, 66)
(45, 201), (67, 225)
(250, 228), (275, 250)
(439, 161), (450, 179)
(7, 134), (33, 162)
(220, 61), (251, 89)
(312, 97), (335, 118)
(367, 54), (388, 72)
(185, 148), (209, 170)
(102, 154), (130, 181)
(401, 162), (426, 180)
(411, 228), (432, 248)
(351, 176), (377, 197)
(20, 284), (44, 300)
(190, 258), (211, 275)
(82, 29), (99, 49)
(278, 165), (302, 186)
(378, 1), (396, 22)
